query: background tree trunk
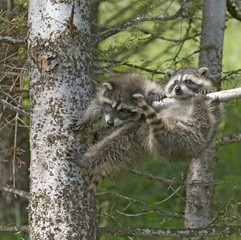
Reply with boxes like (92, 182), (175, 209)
(184, 0), (226, 236)
(28, 0), (98, 239)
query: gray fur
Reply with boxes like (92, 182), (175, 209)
(73, 68), (220, 192)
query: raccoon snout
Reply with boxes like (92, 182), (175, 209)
(107, 119), (114, 126)
(174, 86), (181, 93)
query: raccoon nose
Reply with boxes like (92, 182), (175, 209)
(175, 86), (181, 92)
(107, 119), (114, 126)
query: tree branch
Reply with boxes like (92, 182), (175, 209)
(94, 6), (185, 44)
(99, 225), (241, 238)
(0, 184), (30, 199)
(153, 87), (241, 110)
(0, 225), (29, 232)
(104, 190), (182, 218)
(227, 0), (241, 21)
(0, 98), (29, 117)
(218, 132), (241, 146)
(131, 170), (181, 186)
(0, 36), (26, 45)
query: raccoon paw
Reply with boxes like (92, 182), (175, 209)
(193, 92), (209, 103)
(69, 117), (85, 131)
(66, 149), (84, 165)
(146, 93), (166, 106)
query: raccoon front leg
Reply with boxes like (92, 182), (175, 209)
(74, 99), (104, 130)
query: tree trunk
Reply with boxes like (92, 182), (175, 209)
(28, 0), (98, 239)
(184, 0), (226, 237)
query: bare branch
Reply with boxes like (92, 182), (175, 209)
(0, 36), (26, 45)
(131, 170), (181, 186)
(218, 132), (241, 146)
(105, 190), (182, 218)
(0, 98), (29, 117)
(99, 225), (241, 238)
(0, 184), (30, 199)
(0, 225), (29, 232)
(227, 0), (241, 21)
(153, 88), (241, 111)
(95, 6), (185, 44)
(0, 89), (29, 111)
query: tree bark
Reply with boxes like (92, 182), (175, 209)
(28, 0), (98, 239)
(198, 0), (226, 89)
(184, 0), (226, 237)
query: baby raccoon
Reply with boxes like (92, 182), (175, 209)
(75, 73), (163, 129)
(132, 67), (220, 161)
(73, 73), (163, 192)
(73, 67), (220, 192)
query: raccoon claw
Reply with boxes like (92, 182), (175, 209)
(69, 117), (85, 131)
(146, 94), (166, 106)
(66, 149), (84, 165)
(198, 90), (210, 95)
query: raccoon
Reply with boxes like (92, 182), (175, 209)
(73, 73), (163, 192)
(75, 73), (163, 129)
(72, 67), (220, 192)
(132, 67), (220, 161)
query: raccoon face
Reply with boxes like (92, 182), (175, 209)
(164, 67), (215, 99)
(101, 82), (142, 126)
(103, 101), (141, 126)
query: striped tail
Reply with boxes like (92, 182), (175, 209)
(132, 93), (162, 127)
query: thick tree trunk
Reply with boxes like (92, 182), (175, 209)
(28, 0), (98, 239)
(184, 0), (226, 236)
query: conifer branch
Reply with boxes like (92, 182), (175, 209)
(0, 36), (26, 45)
(95, 6), (185, 44)
(99, 225), (241, 238)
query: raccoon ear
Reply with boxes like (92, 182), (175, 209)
(165, 70), (175, 79)
(103, 82), (113, 91)
(198, 67), (209, 78)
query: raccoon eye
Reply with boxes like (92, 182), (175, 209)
(103, 102), (112, 111)
(174, 80), (178, 85)
(119, 108), (130, 113)
(184, 79), (194, 84)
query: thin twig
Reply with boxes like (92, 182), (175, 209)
(0, 36), (26, 45)
(0, 184), (29, 199)
(105, 190), (182, 218)
(131, 170), (181, 186)
(0, 98), (29, 117)
(0, 225), (29, 232)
